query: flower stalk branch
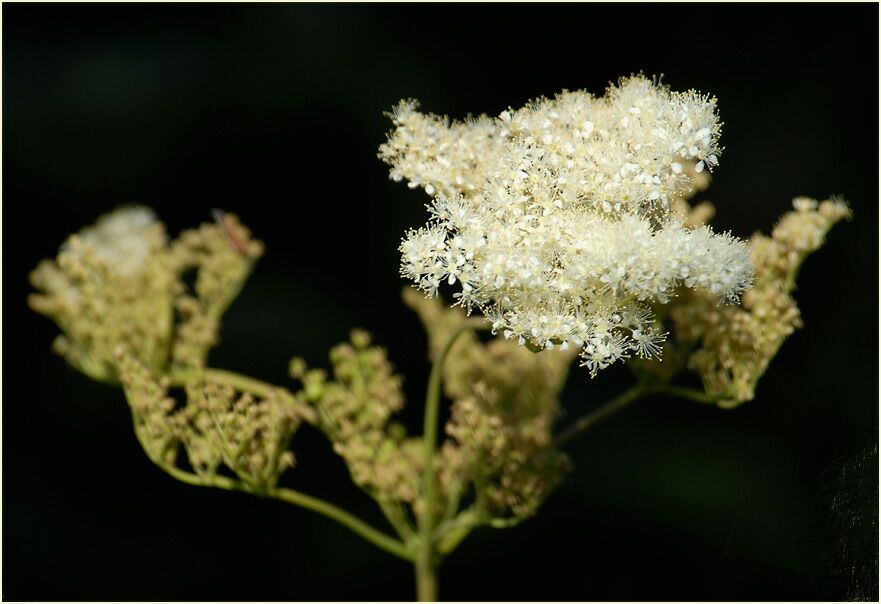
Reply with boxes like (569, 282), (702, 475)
(129, 403), (413, 561)
(551, 384), (722, 449)
(551, 384), (649, 448)
(417, 317), (490, 601)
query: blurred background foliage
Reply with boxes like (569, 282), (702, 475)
(4, 3), (878, 600)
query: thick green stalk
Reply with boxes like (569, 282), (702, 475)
(416, 555), (439, 602)
(417, 318), (487, 601)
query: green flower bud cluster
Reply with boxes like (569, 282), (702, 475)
(290, 330), (423, 506)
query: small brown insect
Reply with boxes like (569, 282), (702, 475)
(211, 208), (249, 255)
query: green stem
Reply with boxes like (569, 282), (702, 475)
(487, 516), (525, 529)
(658, 385), (719, 404)
(129, 408), (410, 561)
(552, 383), (721, 449)
(163, 462), (233, 488)
(203, 368), (279, 397)
(268, 486), (413, 561)
(436, 507), (484, 555)
(416, 555), (438, 602)
(441, 484), (463, 526)
(157, 461), (412, 560)
(379, 497), (417, 540)
(418, 318), (487, 601)
(552, 385), (649, 448)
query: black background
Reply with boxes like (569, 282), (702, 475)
(4, 3), (879, 601)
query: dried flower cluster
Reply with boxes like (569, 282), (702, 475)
(29, 207), (263, 381)
(289, 291), (574, 526)
(290, 330), (423, 505)
(668, 197), (851, 407)
(29, 208), (174, 381)
(168, 213), (264, 370)
(381, 75), (754, 376)
(118, 352), (304, 492)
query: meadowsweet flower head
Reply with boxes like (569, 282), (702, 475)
(382, 75), (754, 376)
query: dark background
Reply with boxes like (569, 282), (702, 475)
(4, 3), (878, 601)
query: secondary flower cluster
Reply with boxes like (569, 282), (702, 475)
(287, 291), (574, 526)
(118, 352), (304, 492)
(668, 197), (851, 406)
(289, 329), (422, 505)
(381, 75), (754, 376)
(29, 207), (263, 381)
(29, 208), (175, 381)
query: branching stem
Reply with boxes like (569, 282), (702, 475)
(155, 326), (720, 601)
(132, 375), (409, 561)
(145, 454), (413, 560)
(268, 486), (412, 561)
(552, 384), (720, 448)
(552, 385), (648, 448)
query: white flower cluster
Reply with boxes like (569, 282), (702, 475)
(380, 101), (503, 198)
(64, 206), (164, 275)
(382, 75), (754, 376)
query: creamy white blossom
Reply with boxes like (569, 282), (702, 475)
(63, 206), (164, 275)
(382, 75), (754, 376)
